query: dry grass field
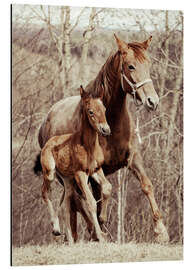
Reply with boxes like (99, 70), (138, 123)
(12, 242), (183, 266)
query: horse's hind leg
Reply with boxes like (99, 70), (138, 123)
(129, 151), (169, 243)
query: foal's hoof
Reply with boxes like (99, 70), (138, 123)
(52, 230), (61, 236)
(154, 220), (169, 244)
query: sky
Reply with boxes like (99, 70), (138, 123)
(12, 4), (182, 32)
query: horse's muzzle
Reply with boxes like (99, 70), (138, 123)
(146, 96), (159, 111)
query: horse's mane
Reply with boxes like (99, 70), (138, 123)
(128, 42), (148, 63)
(85, 51), (119, 105)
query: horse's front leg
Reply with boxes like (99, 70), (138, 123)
(129, 151), (169, 243)
(92, 168), (112, 224)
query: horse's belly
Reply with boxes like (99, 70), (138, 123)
(99, 135), (129, 175)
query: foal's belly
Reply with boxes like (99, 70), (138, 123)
(55, 145), (75, 177)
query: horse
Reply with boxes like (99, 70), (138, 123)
(36, 34), (169, 243)
(40, 86), (112, 243)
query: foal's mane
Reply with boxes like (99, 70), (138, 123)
(85, 41), (147, 105)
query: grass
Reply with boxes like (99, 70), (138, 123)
(12, 242), (183, 266)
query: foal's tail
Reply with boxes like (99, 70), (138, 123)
(33, 153), (42, 175)
(33, 152), (65, 187)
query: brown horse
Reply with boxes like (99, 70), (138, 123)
(40, 86), (111, 242)
(37, 34), (169, 243)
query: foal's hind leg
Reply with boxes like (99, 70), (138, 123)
(60, 177), (75, 244)
(129, 151), (169, 243)
(42, 170), (61, 236)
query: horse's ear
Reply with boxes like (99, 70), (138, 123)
(80, 85), (86, 98)
(142, 36), (152, 50)
(114, 33), (128, 54)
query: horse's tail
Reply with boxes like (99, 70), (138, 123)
(33, 153), (42, 175)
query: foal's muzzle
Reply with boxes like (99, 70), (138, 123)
(99, 124), (111, 136)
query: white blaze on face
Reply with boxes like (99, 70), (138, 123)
(97, 99), (103, 106)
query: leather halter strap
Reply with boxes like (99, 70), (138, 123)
(120, 56), (152, 106)
(121, 72), (152, 93)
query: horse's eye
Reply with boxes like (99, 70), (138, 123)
(128, 65), (135, 71)
(88, 110), (94, 116)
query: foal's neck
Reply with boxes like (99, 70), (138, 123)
(81, 110), (98, 155)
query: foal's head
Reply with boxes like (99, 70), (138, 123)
(80, 86), (111, 136)
(114, 34), (159, 110)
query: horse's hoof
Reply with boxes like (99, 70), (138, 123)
(155, 232), (169, 244)
(154, 220), (169, 244)
(99, 215), (107, 225)
(52, 230), (61, 236)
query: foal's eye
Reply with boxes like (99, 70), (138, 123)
(88, 110), (94, 116)
(128, 65), (135, 71)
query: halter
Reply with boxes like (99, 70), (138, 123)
(120, 57), (152, 106)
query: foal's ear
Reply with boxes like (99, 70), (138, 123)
(114, 33), (128, 54)
(142, 36), (152, 50)
(80, 85), (86, 98)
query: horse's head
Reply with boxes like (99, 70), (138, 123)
(114, 34), (159, 111)
(80, 86), (111, 136)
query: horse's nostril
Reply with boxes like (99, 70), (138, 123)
(147, 97), (155, 109)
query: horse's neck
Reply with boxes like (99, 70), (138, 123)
(104, 54), (134, 135)
(103, 52), (122, 106)
(81, 111), (98, 155)
(103, 53), (127, 116)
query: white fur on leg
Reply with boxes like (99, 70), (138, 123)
(47, 199), (61, 235)
(154, 219), (169, 244)
(52, 216), (61, 235)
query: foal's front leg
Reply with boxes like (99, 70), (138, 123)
(92, 168), (112, 224)
(75, 171), (105, 242)
(129, 151), (169, 243)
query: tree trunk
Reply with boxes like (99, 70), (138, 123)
(117, 169), (122, 244)
(160, 11), (183, 223)
(63, 6), (71, 93)
(79, 7), (96, 86)
(159, 10), (170, 130)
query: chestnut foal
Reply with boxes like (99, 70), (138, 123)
(40, 86), (112, 243)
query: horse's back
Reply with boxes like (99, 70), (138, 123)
(38, 95), (81, 148)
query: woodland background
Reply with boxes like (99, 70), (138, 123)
(12, 5), (183, 247)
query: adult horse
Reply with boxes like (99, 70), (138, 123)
(37, 34), (169, 243)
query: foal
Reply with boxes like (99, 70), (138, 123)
(40, 86), (112, 243)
